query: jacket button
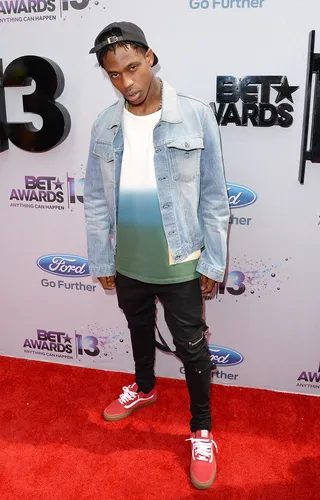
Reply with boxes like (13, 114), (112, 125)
(162, 204), (170, 209)
(176, 255), (181, 259)
(185, 152), (190, 158)
(156, 148), (161, 153)
(185, 142), (189, 148)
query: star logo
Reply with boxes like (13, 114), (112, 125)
(271, 77), (299, 104)
(64, 334), (72, 344)
(53, 178), (64, 190)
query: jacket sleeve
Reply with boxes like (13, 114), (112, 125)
(83, 123), (115, 277)
(196, 106), (230, 282)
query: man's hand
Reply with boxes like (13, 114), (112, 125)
(97, 276), (116, 290)
(200, 275), (216, 297)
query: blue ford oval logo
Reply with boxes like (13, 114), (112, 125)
(209, 345), (244, 367)
(37, 254), (89, 277)
(227, 183), (257, 209)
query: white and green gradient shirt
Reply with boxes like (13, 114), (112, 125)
(115, 108), (200, 284)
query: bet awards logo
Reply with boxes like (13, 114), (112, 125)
(23, 329), (73, 360)
(211, 75), (299, 127)
(9, 175), (84, 210)
(297, 362), (320, 390)
(10, 176), (64, 207)
(0, 0), (89, 16)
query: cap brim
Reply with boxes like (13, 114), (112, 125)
(89, 43), (159, 66)
(89, 40), (108, 54)
(152, 53), (159, 67)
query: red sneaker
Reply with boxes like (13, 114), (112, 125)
(187, 430), (218, 490)
(103, 383), (157, 422)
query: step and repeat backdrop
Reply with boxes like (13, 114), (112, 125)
(1, 0), (320, 396)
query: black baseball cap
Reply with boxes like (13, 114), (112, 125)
(89, 21), (158, 67)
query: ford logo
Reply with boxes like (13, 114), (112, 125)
(227, 183), (257, 209)
(209, 345), (244, 367)
(37, 254), (90, 277)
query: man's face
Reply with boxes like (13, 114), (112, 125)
(102, 45), (154, 105)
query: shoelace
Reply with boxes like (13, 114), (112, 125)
(118, 385), (138, 404)
(186, 437), (219, 463)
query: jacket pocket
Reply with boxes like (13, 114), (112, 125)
(167, 136), (204, 182)
(93, 141), (115, 184)
(93, 141), (114, 162)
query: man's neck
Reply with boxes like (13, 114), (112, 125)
(126, 78), (162, 116)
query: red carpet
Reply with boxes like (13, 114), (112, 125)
(0, 356), (319, 500)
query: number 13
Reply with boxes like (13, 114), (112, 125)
(0, 55), (71, 153)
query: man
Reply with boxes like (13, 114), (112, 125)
(84, 21), (230, 490)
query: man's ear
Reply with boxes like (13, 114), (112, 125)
(146, 48), (154, 67)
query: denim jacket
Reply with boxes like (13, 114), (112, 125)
(84, 80), (230, 282)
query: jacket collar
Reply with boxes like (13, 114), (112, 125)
(106, 79), (182, 129)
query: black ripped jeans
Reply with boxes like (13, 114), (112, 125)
(115, 273), (213, 432)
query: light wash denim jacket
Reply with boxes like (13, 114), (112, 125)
(84, 80), (230, 282)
